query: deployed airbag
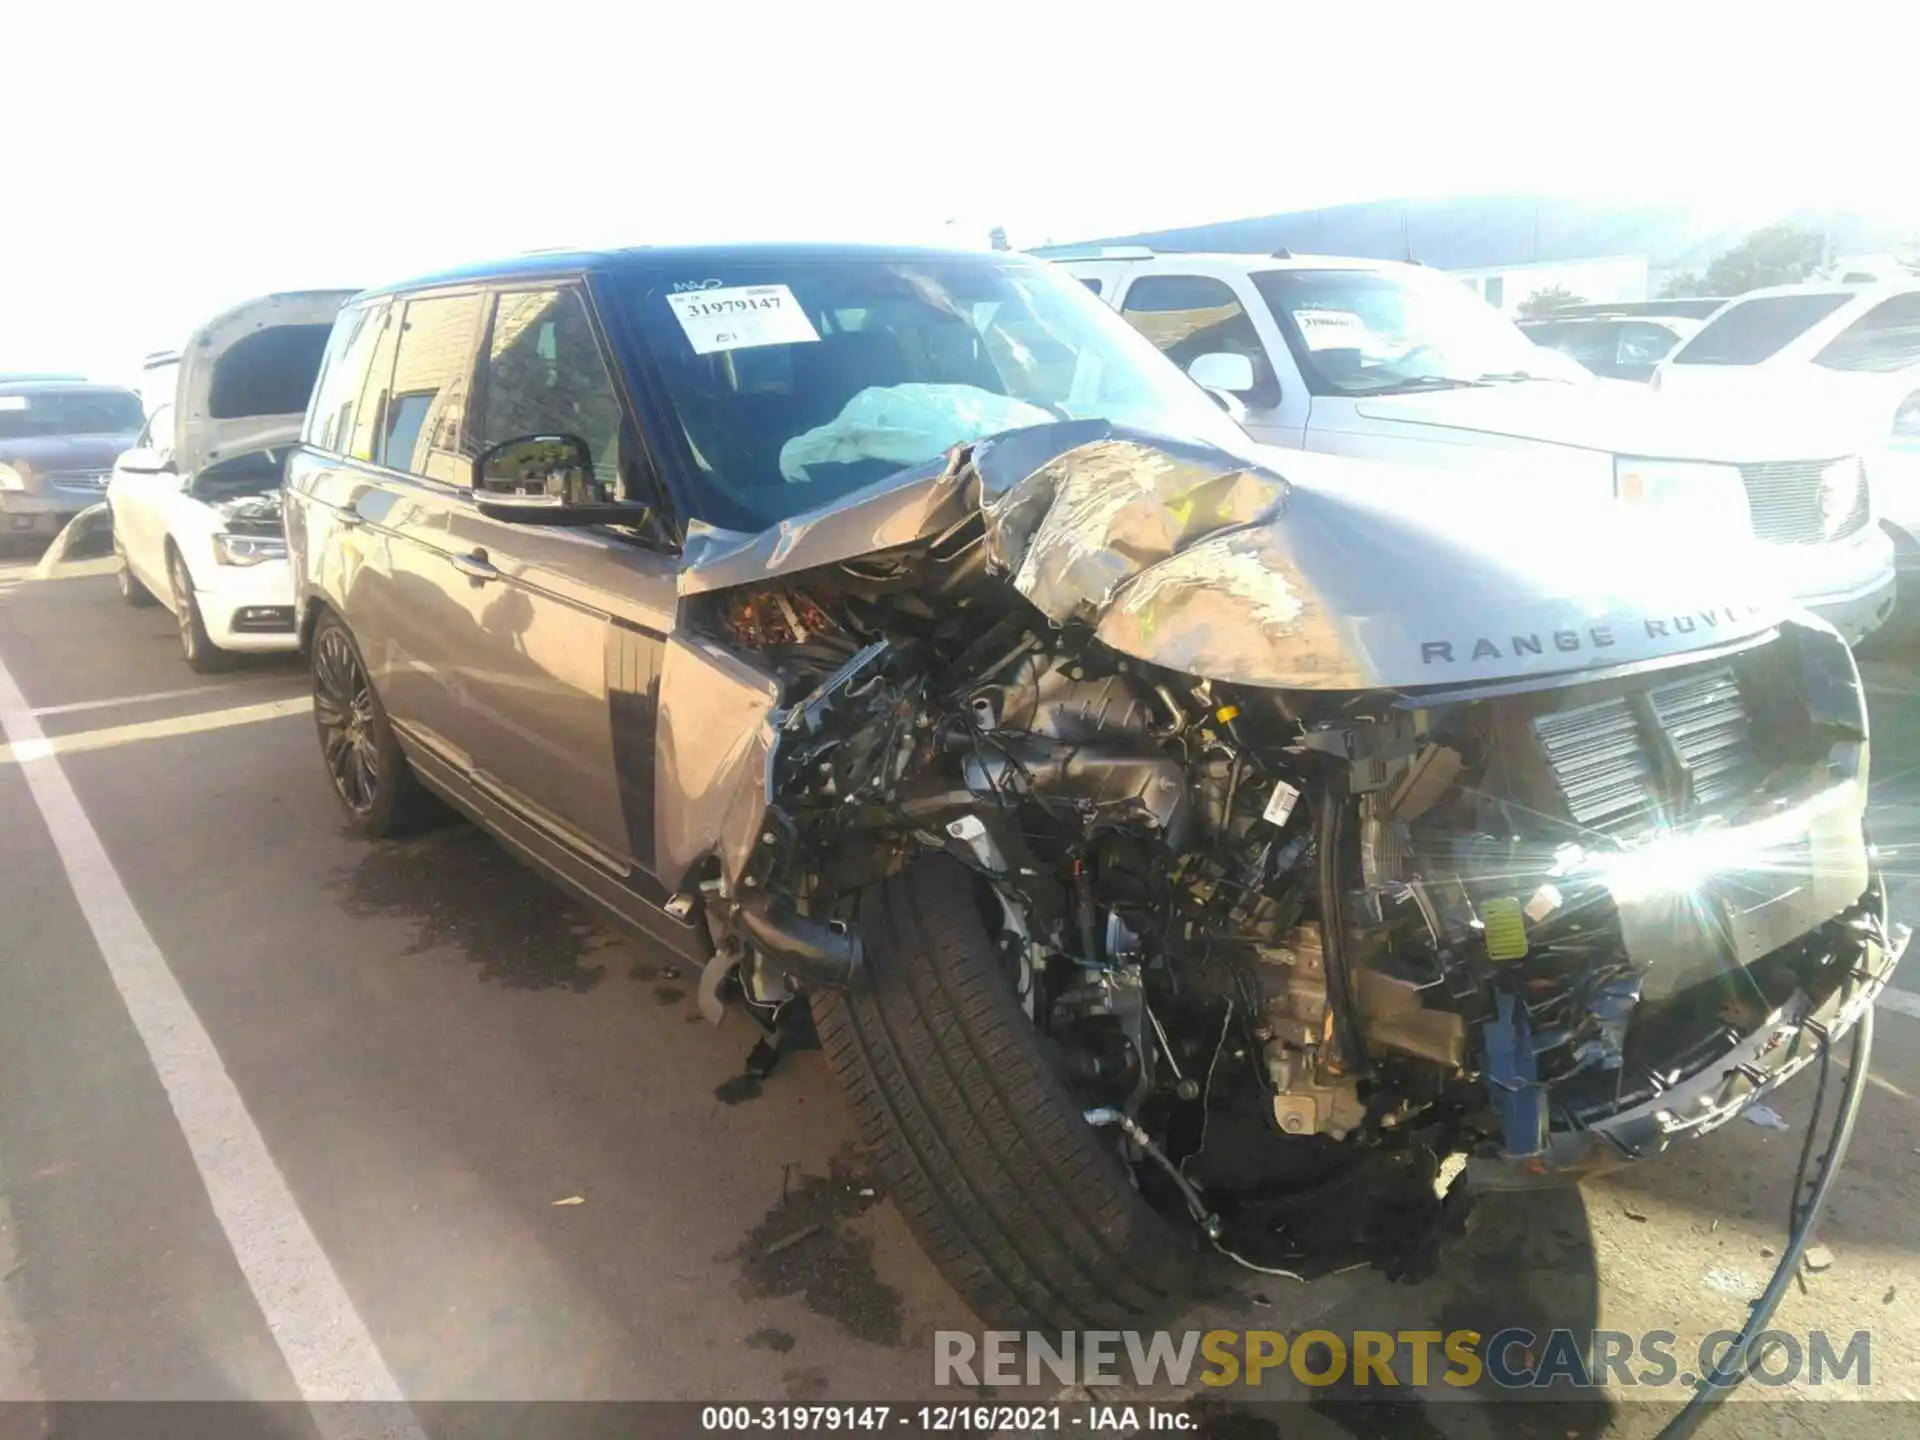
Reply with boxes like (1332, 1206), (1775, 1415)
(779, 384), (1053, 483)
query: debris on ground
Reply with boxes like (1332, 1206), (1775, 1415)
(761, 1224), (821, 1258)
(1743, 1105), (1791, 1132)
(551, 1195), (586, 1207)
(1622, 1204), (1650, 1222)
(1803, 1244), (1836, 1273)
(1703, 1268), (1760, 1297)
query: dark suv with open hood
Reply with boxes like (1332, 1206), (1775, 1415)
(285, 244), (1903, 1330)
(0, 379), (144, 552)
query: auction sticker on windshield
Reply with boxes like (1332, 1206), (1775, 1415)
(667, 284), (821, 355)
(1293, 309), (1368, 350)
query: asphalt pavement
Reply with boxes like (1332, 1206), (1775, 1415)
(1, 550), (1918, 1438)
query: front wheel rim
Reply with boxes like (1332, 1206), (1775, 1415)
(314, 628), (379, 814)
(170, 560), (197, 657)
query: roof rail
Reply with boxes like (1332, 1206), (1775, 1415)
(1036, 244), (1156, 260)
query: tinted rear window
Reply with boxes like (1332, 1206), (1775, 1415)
(0, 388), (144, 439)
(1812, 293), (1920, 373)
(1671, 293), (1851, 366)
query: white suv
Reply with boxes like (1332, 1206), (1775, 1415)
(1058, 250), (1896, 645)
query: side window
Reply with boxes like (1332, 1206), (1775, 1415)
(475, 289), (625, 494)
(1616, 322), (1679, 367)
(348, 309), (400, 463)
(1814, 293), (1920, 373)
(1120, 275), (1272, 393)
(305, 305), (389, 454)
(380, 293), (485, 482)
(1080, 277), (1103, 296)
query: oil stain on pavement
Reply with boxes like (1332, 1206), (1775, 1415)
(329, 824), (615, 992)
(732, 1150), (903, 1348)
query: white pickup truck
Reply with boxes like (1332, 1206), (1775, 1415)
(1058, 249), (1897, 644)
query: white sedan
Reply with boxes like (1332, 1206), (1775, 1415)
(107, 289), (353, 671)
(109, 436), (298, 672)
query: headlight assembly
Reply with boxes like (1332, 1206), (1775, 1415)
(1614, 456), (1753, 537)
(0, 463), (27, 492)
(213, 533), (287, 566)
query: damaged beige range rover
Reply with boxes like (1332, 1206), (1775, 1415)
(286, 245), (1903, 1329)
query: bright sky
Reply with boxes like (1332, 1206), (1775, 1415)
(8, 0), (1917, 389)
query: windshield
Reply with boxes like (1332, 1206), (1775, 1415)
(614, 257), (1249, 532)
(1670, 292), (1851, 366)
(1249, 267), (1587, 395)
(0, 387), (145, 440)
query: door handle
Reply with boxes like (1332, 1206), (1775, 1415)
(448, 548), (499, 582)
(337, 510), (364, 529)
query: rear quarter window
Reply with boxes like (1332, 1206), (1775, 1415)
(1672, 293), (1852, 366)
(1812, 293), (1920, 373)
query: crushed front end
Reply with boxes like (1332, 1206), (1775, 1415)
(666, 424), (1903, 1281)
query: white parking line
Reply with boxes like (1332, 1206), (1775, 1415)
(0, 697), (312, 766)
(0, 652), (420, 1433)
(32, 682), (300, 718)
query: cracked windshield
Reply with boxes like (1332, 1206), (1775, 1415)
(1, 4), (1916, 1439)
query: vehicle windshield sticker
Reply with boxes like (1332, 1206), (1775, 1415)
(1292, 309), (1368, 350)
(666, 284), (821, 355)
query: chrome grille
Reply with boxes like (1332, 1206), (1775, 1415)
(1532, 696), (1657, 830)
(1738, 459), (1868, 545)
(1648, 667), (1753, 811)
(1532, 665), (1757, 832)
(46, 469), (111, 487)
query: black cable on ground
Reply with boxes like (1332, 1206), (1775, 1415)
(1651, 1004), (1875, 1440)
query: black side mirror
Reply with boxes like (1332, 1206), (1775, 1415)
(471, 434), (650, 526)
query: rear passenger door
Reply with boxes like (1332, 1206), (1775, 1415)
(1112, 271), (1309, 446)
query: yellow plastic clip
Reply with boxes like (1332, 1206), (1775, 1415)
(1482, 898), (1529, 962)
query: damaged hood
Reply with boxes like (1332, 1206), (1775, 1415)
(683, 422), (1791, 690)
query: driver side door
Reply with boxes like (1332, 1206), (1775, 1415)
(378, 283), (676, 875)
(1114, 271), (1309, 447)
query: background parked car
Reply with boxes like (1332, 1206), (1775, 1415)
(1519, 312), (1702, 382)
(1652, 280), (1920, 638)
(108, 290), (353, 670)
(0, 379), (144, 555)
(1058, 251), (1896, 644)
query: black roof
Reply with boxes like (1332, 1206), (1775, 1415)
(355, 242), (1024, 303)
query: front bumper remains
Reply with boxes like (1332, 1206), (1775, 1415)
(1473, 883), (1906, 1186)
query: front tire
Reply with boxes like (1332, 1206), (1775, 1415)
(310, 610), (429, 838)
(816, 855), (1194, 1330)
(167, 547), (227, 672)
(116, 539), (156, 606)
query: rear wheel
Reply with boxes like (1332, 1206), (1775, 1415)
(116, 538), (156, 606)
(816, 854), (1194, 1330)
(167, 548), (227, 673)
(310, 609), (429, 838)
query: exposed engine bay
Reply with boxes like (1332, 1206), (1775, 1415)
(671, 424), (1898, 1278)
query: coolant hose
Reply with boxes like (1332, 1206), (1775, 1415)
(1652, 1003), (1875, 1439)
